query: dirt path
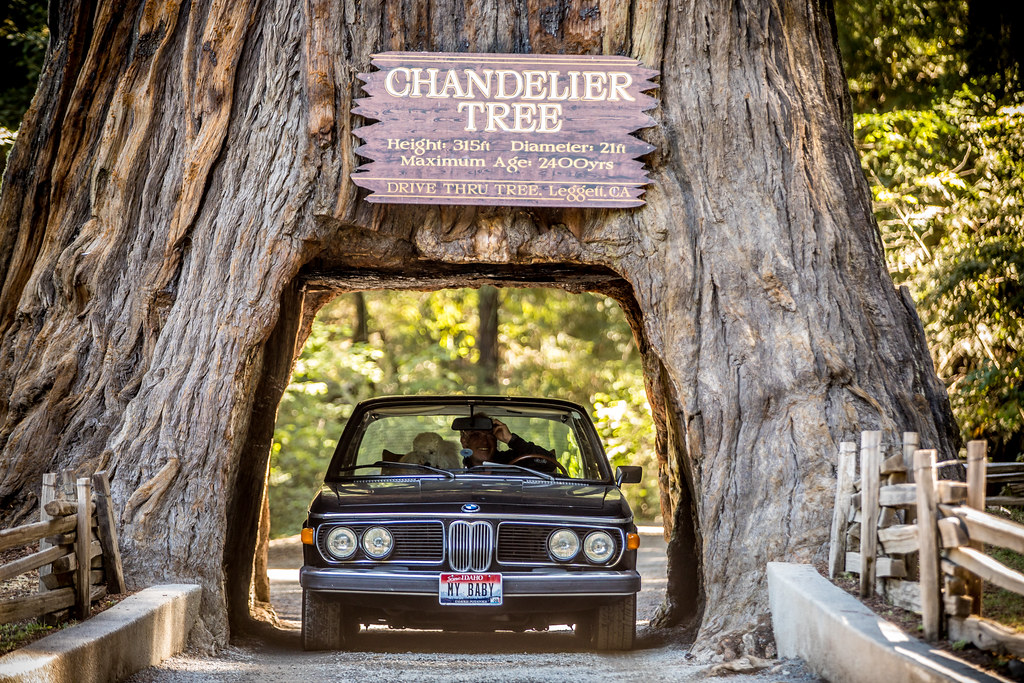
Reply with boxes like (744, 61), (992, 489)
(129, 530), (819, 682)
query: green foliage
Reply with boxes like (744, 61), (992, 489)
(837, 0), (1022, 457)
(268, 289), (659, 537)
(0, 619), (57, 656)
(0, 0), (48, 130)
(835, 0), (968, 112)
(854, 90), (1024, 452)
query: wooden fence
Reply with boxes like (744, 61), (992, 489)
(0, 471), (125, 625)
(831, 433), (1024, 657)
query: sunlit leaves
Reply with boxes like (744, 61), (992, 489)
(855, 90), (1024, 452)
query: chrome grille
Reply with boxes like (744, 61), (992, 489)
(316, 521), (444, 564)
(496, 522), (624, 567)
(447, 520), (493, 572)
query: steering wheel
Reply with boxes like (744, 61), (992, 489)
(508, 454), (569, 477)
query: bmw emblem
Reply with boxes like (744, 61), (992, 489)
(461, 503), (480, 513)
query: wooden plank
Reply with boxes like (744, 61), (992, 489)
(52, 540), (102, 573)
(942, 505), (1024, 555)
(887, 472), (907, 486)
(0, 515), (78, 552)
(947, 546), (1024, 596)
(844, 552), (906, 578)
(988, 462), (1024, 473)
(966, 440), (987, 616)
(986, 473), (1024, 484)
(878, 524), (918, 554)
(937, 481), (968, 504)
(829, 442), (858, 578)
(879, 507), (900, 528)
(75, 477), (92, 619)
(949, 616), (1024, 658)
(0, 587), (76, 625)
(879, 484), (917, 508)
(915, 449), (941, 640)
(44, 500), (77, 516)
(881, 453), (907, 475)
(93, 471), (126, 594)
(938, 517), (970, 549)
(41, 571), (73, 591)
(944, 593), (973, 617)
(902, 432), (920, 483)
(860, 431), (881, 597)
(0, 544), (68, 582)
(987, 496), (1024, 507)
(45, 532), (76, 546)
(884, 578), (921, 613)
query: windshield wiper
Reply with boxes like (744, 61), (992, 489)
(464, 462), (555, 482)
(335, 461), (455, 479)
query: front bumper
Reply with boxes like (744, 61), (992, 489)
(300, 566), (641, 597)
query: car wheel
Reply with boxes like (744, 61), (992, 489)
(302, 588), (345, 651)
(588, 593), (636, 651)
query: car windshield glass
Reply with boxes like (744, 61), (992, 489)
(335, 404), (605, 480)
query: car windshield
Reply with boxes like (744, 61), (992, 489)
(330, 403), (608, 481)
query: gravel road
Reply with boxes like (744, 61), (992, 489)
(129, 530), (819, 682)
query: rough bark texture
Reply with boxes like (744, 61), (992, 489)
(0, 0), (956, 651)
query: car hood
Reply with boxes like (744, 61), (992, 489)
(311, 477), (620, 516)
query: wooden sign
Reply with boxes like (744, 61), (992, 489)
(351, 52), (658, 208)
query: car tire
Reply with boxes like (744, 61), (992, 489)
(587, 593), (636, 651)
(302, 589), (346, 651)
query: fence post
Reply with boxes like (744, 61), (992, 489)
(966, 440), (987, 615)
(860, 431), (881, 597)
(830, 442), (858, 578)
(915, 448), (941, 640)
(38, 473), (57, 593)
(92, 471), (127, 594)
(75, 477), (92, 619)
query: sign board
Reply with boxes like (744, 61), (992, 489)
(351, 52), (658, 208)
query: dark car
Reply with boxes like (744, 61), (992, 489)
(299, 395), (643, 651)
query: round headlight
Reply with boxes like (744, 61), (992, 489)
(583, 531), (615, 563)
(325, 527), (357, 560)
(548, 529), (580, 561)
(361, 526), (394, 559)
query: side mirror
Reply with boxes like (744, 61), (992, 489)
(616, 466), (642, 485)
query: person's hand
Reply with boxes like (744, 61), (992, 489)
(491, 419), (512, 443)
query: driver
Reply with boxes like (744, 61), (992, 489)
(460, 415), (557, 472)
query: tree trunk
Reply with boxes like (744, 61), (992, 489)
(0, 0), (956, 652)
(476, 285), (500, 392)
(352, 292), (369, 344)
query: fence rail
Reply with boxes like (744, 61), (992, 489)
(0, 471), (125, 625)
(830, 433), (1024, 657)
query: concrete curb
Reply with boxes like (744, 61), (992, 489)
(768, 563), (1009, 683)
(0, 584), (201, 683)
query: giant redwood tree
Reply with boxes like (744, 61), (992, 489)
(0, 0), (956, 651)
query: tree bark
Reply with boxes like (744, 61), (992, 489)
(0, 0), (956, 652)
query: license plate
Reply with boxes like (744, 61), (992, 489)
(439, 573), (503, 606)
